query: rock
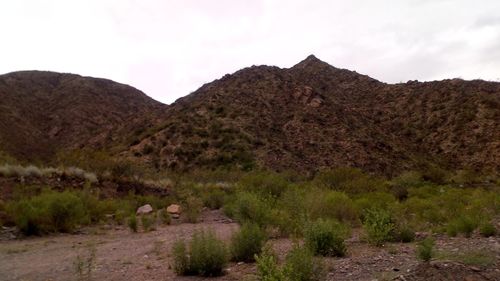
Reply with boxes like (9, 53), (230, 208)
(469, 266), (481, 272)
(136, 204), (153, 215)
(166, 204), (181, 214)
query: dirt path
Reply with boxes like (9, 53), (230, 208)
(1, 211), (499, 281)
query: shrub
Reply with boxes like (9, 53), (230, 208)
(7, 191), (87, 235)
(446, 215), (478, 238)
(128, 215), (138, 232)
(304, 219), (347, 257)
(230, 223), (266, 262)
(141, 215), (155, 232)
(394, 226), (416, 243)
(184, 196), (203, 223)
(479, 222), (496, 237)
(224, 191), (271, 227)
(46, 191), (87, 232)
(239, 171), (289, 198)
(362, 208), (395, 246)
(421, 164), (448, 184)
(172, 230), (228, 276)
(309, 191), (358, 224)
(255, 246), (285, 281)
(313, 167), (385, 194)
(157, 209), (171, 225)
(201, 186), (226, 210)
(417, 237), (434, 262)
(354, 192), (396, 220)
(283, 245), (325, 281)
(172, 240), (190, 275)
(390, 171), (424, 200)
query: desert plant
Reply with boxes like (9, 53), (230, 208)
(446, 215), (478, 238)
(74, 242), (96, 281)
(313, 167), (385, 194)
(255, 247), (285, 281)
(223, 191), (271, 227)
(417, 237), (435, 262)
(172, 230), (228, 276)
(283, 245), (325, 281)
(390, 171), (425, 200)
(479, 222), (496, 237)
(230, 223), (266, 262)
(304, 219), (347, 257)
(141, 215), (155, 232)
(157, 209), (171, 225)
(354, 192), (397, 220)
(172, 240), (190, 275)
(239, 171), (289, 198)
(309, 191), (358, 224)
(201, 186), (226, 209)
(128, 215), (138, 232)
(394, 225), (416, 243)
(184, 196), (203, 223)
(362, 208), (395, 246)
(7, 191), (87, 235)
(189, 230), (228, 276)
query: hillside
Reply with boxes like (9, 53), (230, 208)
(0, 57), (498, 176)
(0, 71), (166, 162)
(127, 55), (500, 175)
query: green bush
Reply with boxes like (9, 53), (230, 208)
(239, 171), (289, 198)
(256, 245), (324, 281)
(201, 186), (226, 209)
(224, 191), (271, 227)
(309, 191), (358, 224)
(141, 215), (155, 232)
(390, 171), (425, 200)
(172, 230), (228, 276)
(172, 240), (190, 275)
(313, 167), (385, 194)
(417, 237), (434, 262)
(283, 245), (325, 281)
(394, 226), (415, 243)
(354, 192), (397, 220)
(7, 191), (87, 235)
(479, 222), (496, 237)
(128, 215), (138, 232)
(157, 209), (171, 225)
(446, 215), (478, 238)
(255, 246), (285, 281)
(184, 196), (203, 223)
(304, 219), (347, 257)
(230, 223), (266, 262)
(362, 208), (395, 246)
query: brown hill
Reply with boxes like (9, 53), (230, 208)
(0, 71), (166, 162)
(127, 55), (500, 175)
(0, 57), (498, 176)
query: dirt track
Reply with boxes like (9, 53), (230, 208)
(1, 210), (499, 281)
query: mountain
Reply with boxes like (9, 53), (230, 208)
(0, 56), (498, 176)
(126, 55), (500, 175)
(0, 71), (166, 162)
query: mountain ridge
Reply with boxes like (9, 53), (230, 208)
(0, 56), (498, 176)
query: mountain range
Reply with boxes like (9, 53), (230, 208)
(1, 55), (498, 176)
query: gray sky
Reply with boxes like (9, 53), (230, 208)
(1, 0), (499, 104)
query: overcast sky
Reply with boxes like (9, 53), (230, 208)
(1, 0), (499, 104)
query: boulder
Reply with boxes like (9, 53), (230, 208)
(136, 204), (153, 215)
(166, 204), (181, 215)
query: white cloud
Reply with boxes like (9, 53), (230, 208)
(1, 0), (499, 103)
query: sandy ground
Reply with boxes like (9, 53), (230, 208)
(1, 210), (499, 281)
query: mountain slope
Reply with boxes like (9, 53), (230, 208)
(0, 71), (166, 161)
(127, 55), (499, 175)
(0, 57), (498, 176)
